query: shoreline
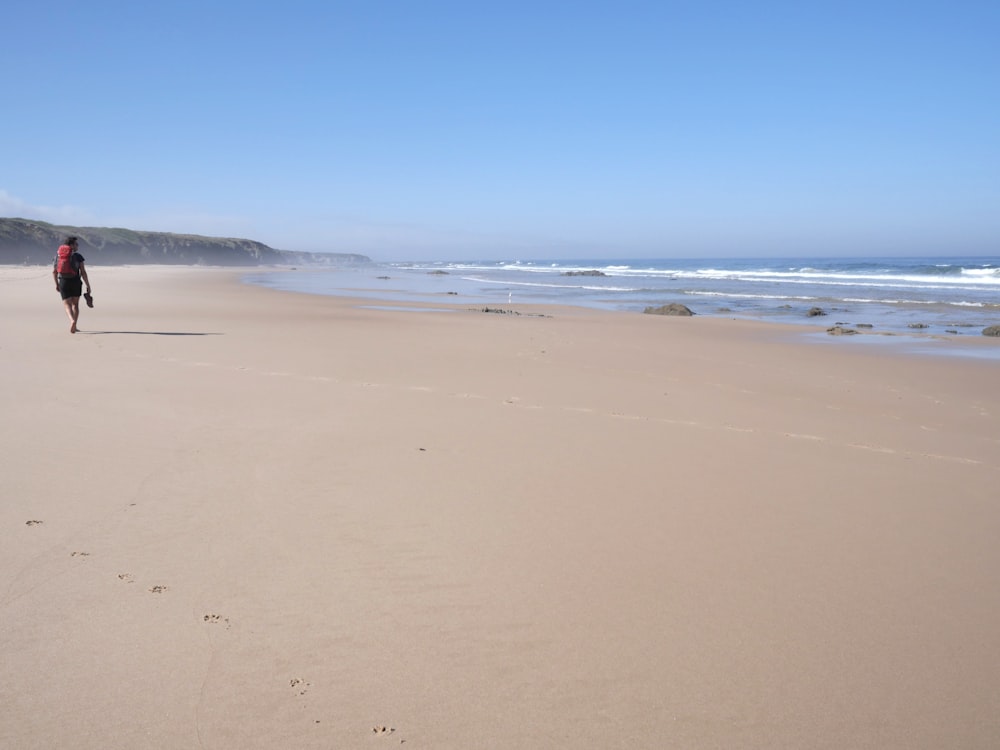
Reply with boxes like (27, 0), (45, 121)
(3, 264), (1000, 748)
(242, 256), (1000, 342)
(239, 264), (1000, 360)
(6, 261), (1000, 362)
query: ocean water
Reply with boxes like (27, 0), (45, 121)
(246, 256), (1000, 340)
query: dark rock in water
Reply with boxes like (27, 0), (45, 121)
(982, 325), (1000, 337)
(644, 303), (694, 316)
(827, 326), (858, 335)
(376, 275), (390, 280)
(562, 270), (606, 277)
(946, 329), (959, 335)
(908, 323), (929, 329)
(428, 270), (449, 275)
(806, 307), (826, 317)
(856, 323), (873, 329)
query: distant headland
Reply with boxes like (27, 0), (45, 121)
(0, 217), (370, 267)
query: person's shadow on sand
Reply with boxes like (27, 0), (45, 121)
(83, 331), (223, 336)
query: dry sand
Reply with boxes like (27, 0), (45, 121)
(2, 264), (999, 749)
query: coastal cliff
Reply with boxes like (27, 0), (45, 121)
(0, 217), (369, 267)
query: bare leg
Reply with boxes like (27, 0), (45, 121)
(64, 297), (80, 333)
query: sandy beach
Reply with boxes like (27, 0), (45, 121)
(2, 264), (998, 749)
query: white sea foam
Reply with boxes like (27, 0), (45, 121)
(463, 275), (639, 292)
(685, 291), (819, 301)
(676, 269), (1000, 287)
(961, 267), (1000, 279)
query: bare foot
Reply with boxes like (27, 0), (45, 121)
(70, 322), (77, 333)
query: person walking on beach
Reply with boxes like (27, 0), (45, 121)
(52, 236), (92, 333)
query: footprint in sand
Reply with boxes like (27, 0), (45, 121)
(70, 551), (91, 557)
(148, 585), (168, 594)
(203, 614), (231, 629)
(25, 520), (43, 526)
(290, 678), (311, 695)
(118, 573), (134, 583)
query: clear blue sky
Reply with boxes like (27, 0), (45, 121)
(3, 1), (998, 260)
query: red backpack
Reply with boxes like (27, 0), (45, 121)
(55, 245), (79, 275)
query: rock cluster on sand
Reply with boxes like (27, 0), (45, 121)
(643, 303), (694, 316)
(983, 325), (1000, 337)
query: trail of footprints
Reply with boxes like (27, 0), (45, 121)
(55, 534), (365, 736)
(22, 519), (371, 740)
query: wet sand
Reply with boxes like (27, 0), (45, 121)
(2, 265), (999, 749)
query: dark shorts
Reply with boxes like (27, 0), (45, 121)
(58, 275), (83, 300)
